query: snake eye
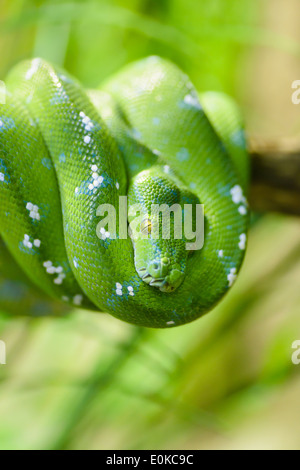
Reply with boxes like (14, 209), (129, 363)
(141, 218), (152, 234)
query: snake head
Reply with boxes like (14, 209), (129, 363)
(131, 237), (186, 293)
(128, 166), (200, 293)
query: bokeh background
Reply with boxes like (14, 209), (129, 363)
(1, 0), (300, 450)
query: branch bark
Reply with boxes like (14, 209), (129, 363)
(249, 138), (300, 216)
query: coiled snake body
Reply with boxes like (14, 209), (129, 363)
(0, 57), (249, 328)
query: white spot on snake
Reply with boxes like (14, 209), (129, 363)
(127, 286), (134, 296)
(116, 182), (120, 190)
(73, 295), (83, 306)
(116, 283), (123, 296)
(54, 272), (65, 285)
(0, 120), (3, 128)
(22, 236), (29, 248)
(90, 166), (104, 189)
(84, 135), (91, 144)
(230, 185), (246, 205)
(183, 93), (202, 110)
(33, 239), (41, 248)
(62, 296), (69, 302)
(43, 261), (66, 284)
(73, 258), (78, 269)
(93, 174), (104, 187)
(25, 59), (41, 80)
(30, 211), (40, 221)
(0, 173), (4, 182)
(46, 267), (56, 274)
(239, 233), (247, 250)
(238, 205), (247, 215)
(81, 114), (94, 132)
(163, 165), (170, 174)
(23, 234), (33, 249)
(75, 187), (79, 194)
(100, 227), (110, 240)
(43, 261), (52, 268)
(218, 250), (224, 258)
(26, 202), (40, 221)
(167, 321), (175, 325)
(227, 268), (237, 287)
(153, 149), (161, 156)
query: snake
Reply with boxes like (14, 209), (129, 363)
(0, 56), (249, 328)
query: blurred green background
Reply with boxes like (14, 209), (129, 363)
(1, 0), (300, 450)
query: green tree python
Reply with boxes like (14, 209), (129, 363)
(0, 56), (249, 328)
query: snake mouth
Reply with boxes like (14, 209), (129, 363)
(138, 268), (165, 289)
(137, 267), (179, 292)
(159, 282), (177, 293)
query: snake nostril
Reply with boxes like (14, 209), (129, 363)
(147, 259), (164, 278)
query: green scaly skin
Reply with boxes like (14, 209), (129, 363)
(0, 57), (249, 328)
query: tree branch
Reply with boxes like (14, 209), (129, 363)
(249, 138), (300, 216)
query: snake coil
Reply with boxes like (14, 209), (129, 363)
(0, 57), (249, 328)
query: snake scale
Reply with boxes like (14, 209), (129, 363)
(0, 56), (249, 328)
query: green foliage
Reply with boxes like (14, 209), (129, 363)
(0, 0), (300, 451)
